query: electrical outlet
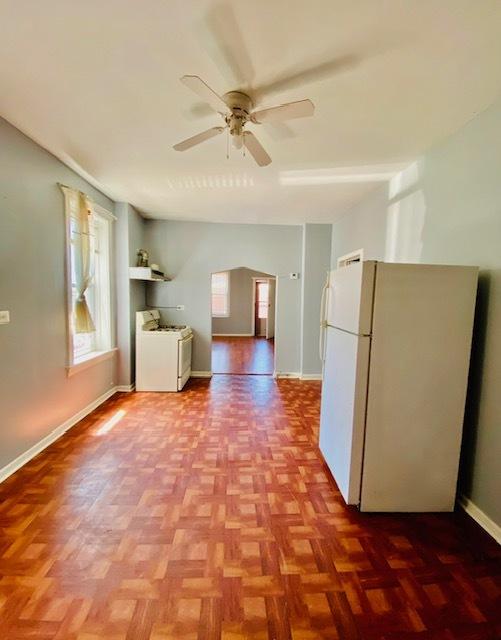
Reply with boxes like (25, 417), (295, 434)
(0, 310), (10, 324)
(176, 305), (185, 311)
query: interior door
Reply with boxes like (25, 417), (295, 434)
(255, 280), (268, 337)
(319, 326), (370, 505)
(266, 278), (276, 339)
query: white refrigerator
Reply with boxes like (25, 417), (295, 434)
(319, 261), (478, 512)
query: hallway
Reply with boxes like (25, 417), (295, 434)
(0, 376), (499, 639)
(212, 336), (274, 375)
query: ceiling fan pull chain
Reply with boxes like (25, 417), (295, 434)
(226, 127), (230, 160)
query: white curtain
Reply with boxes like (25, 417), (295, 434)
(61, 186), (95, 333)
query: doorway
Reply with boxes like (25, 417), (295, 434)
(211, 267), (276, 375)
(253, 278), (276, 339)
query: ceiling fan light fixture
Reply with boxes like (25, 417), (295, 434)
(173, 75), (316, 166)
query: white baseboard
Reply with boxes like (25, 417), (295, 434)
(191, 371), (213, 378)
(300, 373), (323, 380)
(459, 494), (501, 544)
(274, 372), (301, 379)
(117, 383), (135, 392)
(0, 386), (118, 484)
(212, 333), (254, 337)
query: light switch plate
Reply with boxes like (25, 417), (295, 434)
(0, 310), (10, 324)
(289, 273), (299, 280)
(176, 305), (185, 311)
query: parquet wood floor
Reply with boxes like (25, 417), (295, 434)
(212, 337), (274, 375)
(0, 376), (499, 639)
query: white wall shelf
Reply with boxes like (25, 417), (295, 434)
(129, 267), (170, 282)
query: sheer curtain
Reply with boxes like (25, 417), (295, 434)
(61, 186), (95, 333)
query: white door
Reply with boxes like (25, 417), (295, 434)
(326, 261), (376, 335)
(319, 327), (370, 505)
(266, 278), (276, 339)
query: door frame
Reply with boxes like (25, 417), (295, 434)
(251, 277), (276, 338)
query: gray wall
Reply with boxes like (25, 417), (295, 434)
(212, 267), (273, 336)
(143, 221), (303, 374)
(330, 99), (501, 528)
(0, 117), (116, 470)
(301, 224), (332, 376)
(115, 202), (146, 387)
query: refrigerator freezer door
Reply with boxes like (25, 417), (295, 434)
(319, 327), (370, 505)
(326, 261), (376, 335)
(360, 263), (478, 512)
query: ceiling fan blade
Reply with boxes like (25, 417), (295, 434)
(173, 127), (225, 152)
(244, 131), (271, 167)
(253, 55), (359, 99)
(180, 75), (228, 114)
(251, 99), (315, 124)
(203, 3), (255, 89)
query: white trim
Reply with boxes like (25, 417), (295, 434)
(66, 348), (117, 377)
(117, 383), (135, 392)
(274, 372), (301, 379)
(458, 495), (501, 545)
(300, 373), (323, 380)
(191, 371), (213, 378)
(337, 249), (364, 268)
(212, 333), (254, 337)
(93, 201), (117, 221)
(0, 387), (118, 484)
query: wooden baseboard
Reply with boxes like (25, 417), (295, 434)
(0, 386), (118, 484)
(300, 373), (323, 380)
(459, 494), (501, 544)
(191, 371), (213, 378)
(274, 372), (301, 379)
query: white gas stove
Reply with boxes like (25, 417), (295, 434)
(136, 310), (193, 391)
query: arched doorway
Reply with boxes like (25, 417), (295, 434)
(210, 267), (276, 375)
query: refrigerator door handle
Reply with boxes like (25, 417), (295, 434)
(319, 272), (330, 361)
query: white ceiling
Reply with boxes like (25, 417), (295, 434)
(1, 0), (501, 224)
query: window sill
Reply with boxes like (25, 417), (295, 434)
(67, 348), (117, 377)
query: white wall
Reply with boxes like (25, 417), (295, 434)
(212, 267), (273, 336)
(0, 117), (116, 471)
(330, 99), (501, 528)
(143, 220), (303, 374)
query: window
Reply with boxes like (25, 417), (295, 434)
(211, 271), (230, 317)
(62, 186), (114, 373)
(256, 281), (269, 319)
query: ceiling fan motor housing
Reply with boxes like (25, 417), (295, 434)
(224, 91), (253, 137)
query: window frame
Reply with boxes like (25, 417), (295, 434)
(211, 271), (230, 318)
(62, 188), (116, 376)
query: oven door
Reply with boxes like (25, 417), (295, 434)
(178, 335), (193, 388)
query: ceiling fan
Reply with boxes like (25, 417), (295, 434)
(173, 75), (315, 167)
